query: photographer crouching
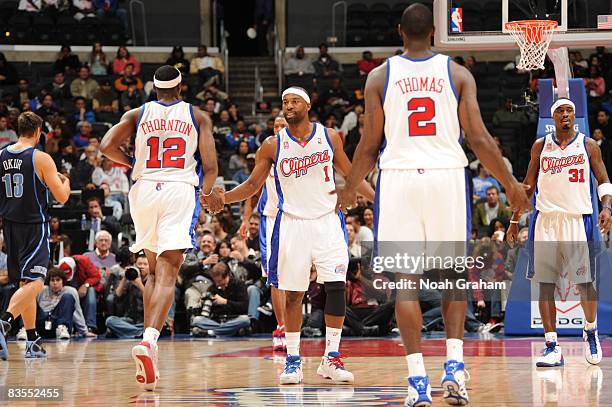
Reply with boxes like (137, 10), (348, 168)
(191, 262), (250, 337)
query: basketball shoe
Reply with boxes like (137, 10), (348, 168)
(24, 337), (47, 359)
(317, 352), (354, 383)
(405, 375), (432, 407)
(0, 320), (9, 360)
(132, 340), (159, 391)
(440, 360), (469, 405)
(583, 328), (602, 365)
(536, 341), (564, 367)
(273, 325), (286, 352)
(279, 355), (303, 384)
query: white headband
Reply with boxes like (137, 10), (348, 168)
(282, 87), (310, 104)
(550, 98), (576, 116)
(154, 70), (182, 89)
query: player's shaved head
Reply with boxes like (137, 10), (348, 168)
(400, 3), (434, 40)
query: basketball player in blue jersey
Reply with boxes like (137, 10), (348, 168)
(223, 87), (374, 385)
(240, 114), (289, 352)
(337, 4), (531, 406)
(0, 112), (71, 360)
(101, 66), (224, 390)
(507, 99), (612, 368)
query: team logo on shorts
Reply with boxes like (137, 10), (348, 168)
(576, 265), (587, 276)
(156, 183), (162, 191)
(335, 263), (347, 274)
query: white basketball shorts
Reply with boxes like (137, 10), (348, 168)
(528, 211), (594, 284)
(267, 211), (349, 291)
(129, 180), (199, 256)
(374, 168), (470, 273)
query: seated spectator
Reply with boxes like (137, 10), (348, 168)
(0, 53), (17, 86)
(84, 230), (118, 273)
(228, 234), (258, 283)
(73, 0), (96, 20)
(210, 215), (229, 243)
(322, 78), (352, 120)
(36, 268), (93, 340)
(357, 51), (382, 76)
(340, 104), (363, 138)
(229, 140), (249, 176)
(191, 263), (250, 337)
(15, 78), (35, 106)
(246, 214), (260, 251)
(35, 94), (59, 122)
(114, 63), (144, 92)
(284, 46), (314, 76)
(313, 43), (341, 78)
(346, 213), (373, 245)
(94, 0), (129, 35)
(189, 45), (224, 86)
(166, 46), (189, 75)
(596, 110), (611, 139)
(232, 153), (255, 184)
(225, 120), (256, 151)
(572, 51), (589, 77)
(53, 139), (78, 174)
(120, 82), (145, 111)
(84, 196), (121, 247)
(472, 164), (501, 202)
(585, 66), (606, 98)
(473, 186), (512, 237)
(344, 112), (364, 161)
(93, 79), (119, 120)
(205, 83), (229, 105)
(112, 46), (141, 75)
(92, 156), (129, 205)
(492, 98), (528, 127)
(89, 41), (109, 76)
(72, 96), (96, 128)
(73, 121), (94, 148)
(0, 116), (17, 148)
(213, 110), (234, 142)
(100, 182), (123, 219)
(43, 72), (72, 103)
(105, 253), (149, 338)
(196, 232), (218, 266)
(71, 66), (99, 101)
(53, 45), (81, 75)
(505, 227), (529, 280)
(227, 103), (243, 123)
(105, 245), (133, 314)
(58, 255), (101, 334)
(70, 144), (99, 189)
(220, 204), (239, 235)
(346, 223), (360, 258)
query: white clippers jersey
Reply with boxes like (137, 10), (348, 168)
(536, 132), (593, 215)
(274, 123), (336, 219)
(381, 54), (467, 170)
(257, 168), (279, 217)
(132, 101), (201, 187)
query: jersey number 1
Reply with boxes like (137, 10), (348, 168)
(146, 137), (186, 169)
(408, 97), (436, 137)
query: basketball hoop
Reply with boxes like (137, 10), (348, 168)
(505, 20), (558, 70)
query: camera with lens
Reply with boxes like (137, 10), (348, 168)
(125, 266), (140, 281)
(201, 291), (215, 318)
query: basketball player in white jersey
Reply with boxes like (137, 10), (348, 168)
(101, 66), (224, 390)
(240, 114), (288, 351)
(223, 87), (374, 385)
(507, 98), (612, 368)
(337, 4), (531, 406)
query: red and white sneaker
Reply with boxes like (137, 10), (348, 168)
(132, 341), (159, 391)
(273, 329), (284, 352)
(317, 352), (354, 383)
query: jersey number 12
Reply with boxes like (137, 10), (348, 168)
(408, 97), (436, 137)
(146, 137), (186, 169)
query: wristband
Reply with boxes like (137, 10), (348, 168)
(597, 183), (612, 201)
(603, 204), (612, 212)
(201, 189), (213, 197)
(510, 220), (519, 224)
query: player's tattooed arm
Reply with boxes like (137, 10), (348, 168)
(586, 137), (612, 233)
(224, 137), (276, 204)
(101, 107), (140, 167)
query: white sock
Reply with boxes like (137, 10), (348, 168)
(285, 331), (300, 356)
(446, 338), (463, 362)
(545, 331), (558, 344)
(585, 319), (597, 331)
(406, 353), (426, 377)
(143, 327), (160, 344)
(325, 327), (342, 355)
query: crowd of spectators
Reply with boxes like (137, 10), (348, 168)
(0, 42), (610, 340)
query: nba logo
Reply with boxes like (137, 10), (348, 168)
(450, 8), (463, 33)
(284, 141), (289, 149)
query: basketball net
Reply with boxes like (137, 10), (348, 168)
(547, 47), (571, 98)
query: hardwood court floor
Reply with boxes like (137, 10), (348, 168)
(0, 336), (609, 406)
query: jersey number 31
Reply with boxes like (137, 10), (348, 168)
(408, 97), (436, 137)
(146, 137), (186, 169)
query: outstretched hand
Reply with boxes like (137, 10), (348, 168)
(201, 186), (225, 214)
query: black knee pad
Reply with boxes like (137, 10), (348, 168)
(324, 281), (346, 317)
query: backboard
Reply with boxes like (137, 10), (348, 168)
(434, 0), (612, 51)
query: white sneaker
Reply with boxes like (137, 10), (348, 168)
(132, 341), (158, 391)
(279, 355), (303, 384)
(55, 325), (70, 340)
(16, 327), (27, 341)
(536, 341), (564, 367)
(440, 360), (470, 405)
(405, 376), (432, 407)
(272, 329), (283, 352)
(583, 328), (602, 365)
(316, 352), (354, 383)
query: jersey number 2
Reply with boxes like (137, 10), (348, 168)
(2, 173), (23, 198)
(408, 97), (436, 137)
(146, 137), (186, 169)
(568, 168), (585, 183)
